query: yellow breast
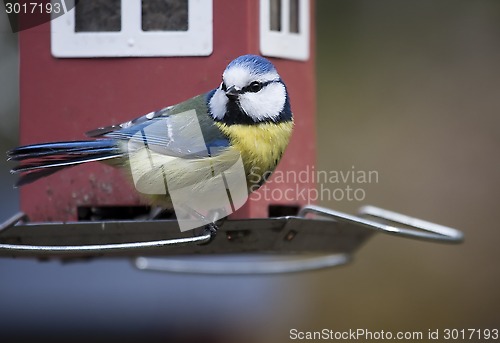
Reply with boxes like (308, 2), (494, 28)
(215, 120), (294, 182)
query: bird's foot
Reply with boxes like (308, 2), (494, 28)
(197, 222), (218, 245)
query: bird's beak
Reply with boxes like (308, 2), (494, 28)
(225, 86), (240, 101)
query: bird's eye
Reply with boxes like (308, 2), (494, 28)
(221, 82), (227, 91)
(248, 81), (263, 93)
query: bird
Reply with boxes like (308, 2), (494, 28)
(7, 54), (294, 235)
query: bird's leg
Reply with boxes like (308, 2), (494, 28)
(148, 206), (175, 220)
(196, 219), (218, 245)
(202, 215), (227, 235)
(178, 206), (227, 243)
(200, 212), (229, 244)
(148, 206), (164, 220)
(202, 222), (218, 236)
(198, 216), (228, 244)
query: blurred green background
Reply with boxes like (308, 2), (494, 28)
(314, 0), (500, 335)
(0, 0), (499, 342)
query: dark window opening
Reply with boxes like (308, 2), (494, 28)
(289, 0), (300, 33)
(142, 0), (189, 31)
(270, 0), (281, 31)
(75, 0), (121, 32)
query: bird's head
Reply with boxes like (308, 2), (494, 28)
(209, 55), (292, 125)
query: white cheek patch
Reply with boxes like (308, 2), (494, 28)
(239, 82), (286, 121)
(209, 89), (228, 120)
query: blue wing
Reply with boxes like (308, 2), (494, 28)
(87, 91), (230, 158)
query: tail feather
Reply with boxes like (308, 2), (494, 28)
(11, 152), (121, 173)
(8, 139), (123, 186)
(7, 140), (119, 161)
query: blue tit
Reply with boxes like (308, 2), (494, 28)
(8, 55), (293, 233)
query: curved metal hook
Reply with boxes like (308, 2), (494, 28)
(299, 205), (463, 243)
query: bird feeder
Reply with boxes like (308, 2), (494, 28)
(0, 0), (463, 273)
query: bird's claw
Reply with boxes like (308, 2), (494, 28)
(197, 223), (218, 245)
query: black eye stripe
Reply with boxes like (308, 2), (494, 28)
(241, 80), (275, 94)
(221, 80), (279, 95)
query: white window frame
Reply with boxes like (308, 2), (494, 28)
(259, 0), (309, 61)
(51, 0), (212, 58)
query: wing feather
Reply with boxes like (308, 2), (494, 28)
(85, 91), (230, 159)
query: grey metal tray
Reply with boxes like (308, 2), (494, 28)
(0, 205), (463, 274)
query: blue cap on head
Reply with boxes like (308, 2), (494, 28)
(226, 54), (277, 74)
